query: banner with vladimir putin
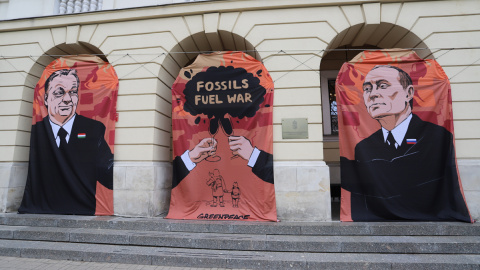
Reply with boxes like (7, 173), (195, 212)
(167, 51), (277, 221)
(337, 49), (472, 222)
(19, 55), (118, 216)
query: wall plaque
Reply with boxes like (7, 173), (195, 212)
(282, 118), (308, 139)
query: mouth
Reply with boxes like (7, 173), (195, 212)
(369, 103), (385, 110)
(59, 106), (72, 112)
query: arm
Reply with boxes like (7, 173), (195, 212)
(228, 136), (274, 184)
(251, 150), (274, 184)
(172, 138), (217, 189)
(172, 154), (191, 189)
(97, 124), (114, 190)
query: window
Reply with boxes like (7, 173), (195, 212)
(58, 0), (103, 14)
(320, 70), (339, 136)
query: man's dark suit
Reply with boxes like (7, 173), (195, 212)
(18, 115), (113, 215)
(341, 114), (471, 222)
(172, 150), (273, 189)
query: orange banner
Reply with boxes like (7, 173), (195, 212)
(19, 55), (118, 215)
(337, 50), (471, 222)
(167, 52), (277, 221)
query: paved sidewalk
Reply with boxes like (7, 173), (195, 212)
(0, 256), (245, 270)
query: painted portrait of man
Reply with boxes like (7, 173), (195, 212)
(339, 53), (472, 222)
(19, 62), (117, 215)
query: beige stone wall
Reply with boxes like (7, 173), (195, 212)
(0, 0), (479, 220)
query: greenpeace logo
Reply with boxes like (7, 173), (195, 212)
(197, 213), (250, 220)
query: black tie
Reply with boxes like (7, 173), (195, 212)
(387, 131), (396, 149)
(58, 127), (68, 151)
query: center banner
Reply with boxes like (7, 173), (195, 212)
(167, 51), (277, 221)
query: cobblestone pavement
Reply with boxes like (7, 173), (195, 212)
(0, 256), (247, 270)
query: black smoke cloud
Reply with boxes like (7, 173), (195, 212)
(183, 66), (266, 134)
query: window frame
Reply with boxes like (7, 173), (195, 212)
(320, 70), (339, 138)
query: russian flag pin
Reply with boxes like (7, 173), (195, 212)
(406, 138), (416, 145)
(77, 133), (86, 139)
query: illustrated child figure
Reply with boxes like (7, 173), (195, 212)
(206, 169), (227, 207)
(231, 182), (241, 208)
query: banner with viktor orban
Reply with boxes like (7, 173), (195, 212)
(337, 49), (472, 222)
(19, 55), (117, 216)
(167, 51), (277, 221)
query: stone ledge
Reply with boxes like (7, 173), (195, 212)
(1, 225), (479, 254)
(0, 239), (479, 269)
(0, 214), (478, 236)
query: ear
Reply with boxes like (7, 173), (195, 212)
(44, 92), (48, 107)
(406, 85), (414, 100)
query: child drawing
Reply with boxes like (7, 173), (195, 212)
(231, 182), (241, 208)
(206, 169), (227, 207)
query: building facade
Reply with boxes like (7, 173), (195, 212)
(0, 0), (479, 221)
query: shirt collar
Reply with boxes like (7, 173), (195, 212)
(49, 114), (76, 138)
(381, 113), (412, 147)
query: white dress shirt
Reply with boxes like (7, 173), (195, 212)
(381, 113), (412, 149)
(49, 114), (76, 148)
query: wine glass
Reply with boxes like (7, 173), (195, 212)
(220, 117), (240, 160)
(205, 117), (221, 162)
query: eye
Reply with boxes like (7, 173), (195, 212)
(70, 89), (78, 96)
(363, 85), (372, 92)
(379, 83), (388, 89)
(53, 88), (65, 98)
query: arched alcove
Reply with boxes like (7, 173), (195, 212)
(25, 42), (108, 90)
(155, 31), (261, 130)
(320, 23), (433, 220)
(157, 30), (261, 150)
(162, 31), (260, 79)
(157, 30), (261, 208)
(9, 42), (110, 213)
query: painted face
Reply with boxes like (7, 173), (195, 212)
(362, 67), (412, 119)
(44, 74), (79, 125)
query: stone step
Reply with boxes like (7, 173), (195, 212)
(1, 214), (479, 236)
(0, 225), (479, 254)
(0, 239), (479, 269)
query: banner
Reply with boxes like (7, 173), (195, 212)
(19, 55), (118, 215)
(167, 51), (277, 221)
(337, 50), (472, 222)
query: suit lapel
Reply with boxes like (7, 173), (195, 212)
(70, 115), (87, 148)
(399, 114), (425, 154)
(43, 117), (58, 149)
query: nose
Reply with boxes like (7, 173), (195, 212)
(369, 85), (381, 100)
(62, 92), (72, 103)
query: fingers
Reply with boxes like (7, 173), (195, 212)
(189, 138), (218, 163)
(228, 136), (242, 141)
(198, 138), (217, 151)
(229, 144), (241, 152)
(202, 138), (217, 156)
(228, 136), (254, 160)
(199, 137), (217, 147)
(228, 136), (244, 148)
(210, 138), (218, 148)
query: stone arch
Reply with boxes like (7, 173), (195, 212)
(25, 42), (108, 90)
(155, 30), (261, 137)
(322, 22), (433, 71)
(157, 29), (261, 146)
(319, 22), (433, 220)
(161, 31), (261, 80)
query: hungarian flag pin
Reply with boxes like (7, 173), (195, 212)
(77, 133), (86, 139)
